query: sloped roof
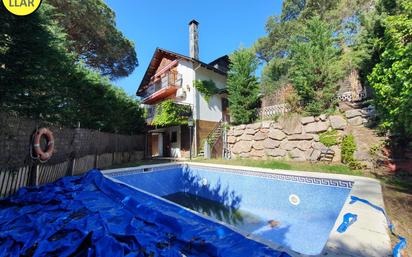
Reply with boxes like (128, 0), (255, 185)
(137, 48), (227, 95)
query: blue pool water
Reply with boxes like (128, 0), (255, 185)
(111, 165), (352, 255)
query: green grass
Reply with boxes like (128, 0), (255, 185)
(108, 157), (363, 176)
(191, 158), (363, 176)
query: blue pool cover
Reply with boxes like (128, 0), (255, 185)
(0, 170), (290, 257)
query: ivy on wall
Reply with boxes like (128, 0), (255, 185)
(193, 80), (219, 102)
(151, 100), (192, 127)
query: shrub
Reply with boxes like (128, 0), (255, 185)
(319, 130), (339, 147)
(341, 134), (361, 169)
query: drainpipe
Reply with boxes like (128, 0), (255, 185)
(193, 63), (201, 156)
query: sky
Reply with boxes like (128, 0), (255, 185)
(104, 0), (282, 96)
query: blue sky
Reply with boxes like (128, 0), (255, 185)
(104, 0), (282, 96)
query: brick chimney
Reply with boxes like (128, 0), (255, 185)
(189, 19), (199, 60)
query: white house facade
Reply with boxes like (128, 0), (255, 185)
(137, 20), (229, 158)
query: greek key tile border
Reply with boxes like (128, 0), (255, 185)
(187, 164), (354, 189)
(108, 164), (354, 189)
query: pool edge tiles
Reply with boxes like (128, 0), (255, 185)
(103, 162), (392, 257)
(105, 163), (354, 190)
(186, 163), (354, 189)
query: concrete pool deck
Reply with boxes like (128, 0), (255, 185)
(103, 162), (392, 257)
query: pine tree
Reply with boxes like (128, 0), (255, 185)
(227, 48), (260, 125)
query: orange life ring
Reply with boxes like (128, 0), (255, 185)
(33, 128), (55, 161)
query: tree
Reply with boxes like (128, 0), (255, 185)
(227, 48), (260, 125)
(368, 0), (412, 141)
(254, 0), (376, 98)
(0, 3), (144, 134)
(288, 17), (344, 115)
(45, 0), (138, 79)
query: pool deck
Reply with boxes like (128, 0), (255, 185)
(103, 162), (392, 257)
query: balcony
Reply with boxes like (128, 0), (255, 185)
(140, 71), (182, 104)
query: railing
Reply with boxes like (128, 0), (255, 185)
(0, 151), (144, 198)
(337, 90), (368, 102)
(257, 104), (290, 120)
(141, 71), (182, 99)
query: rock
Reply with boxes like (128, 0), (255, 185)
(345, 109), (363, 119)
(362, 106), (376, 118)
(254, 131), (267, 141)
(309, 149), (321, 161)
(252, 140), (264, 150)
(301, 116), (315, 125)
(245, 128), (257, 135)
(266, 148), (286, 157)
(331, 145), (341, 163)
(250, 149), (265, 157)
(304, 121), (329, 133)
(239, 152), (250, 158)
(268, 129), (287, 141)
(280, 140), (298, 151)
(290, 148), (305, 160)
(272, 122), (283, 129)
(232, 141), (252, 154)
(261, 121), (272, 129)
(246, 123), (261, 130)
(288, 134), (314, 141)
(284, 124), (302, 135)
(312, 142), (328, 151)
(348, 116), (363, 126)
(312, 134), (320, 142)
(227, 136), (236, 144)
(233, 129), (244, 137)
(319, 114), (328, 121)
(296, 140), (312, 151)
(239, 133), (253, 141)
(263, 138), (281, 149)
(227, 129), (234, 136)
(329, 115), (347, 130)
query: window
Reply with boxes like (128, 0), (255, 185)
(171, 131), (177, 143)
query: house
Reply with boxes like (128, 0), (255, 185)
(137, 20), (230, 158)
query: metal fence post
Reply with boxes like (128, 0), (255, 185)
(94, 154), (99, 169)
(29, 163), (39, 186)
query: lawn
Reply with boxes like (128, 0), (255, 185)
(191, 158), (364, 176)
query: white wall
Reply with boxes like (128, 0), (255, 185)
(194, 67), (227, 122)
(175, 60), (195, 106)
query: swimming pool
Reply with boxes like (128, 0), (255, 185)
(104, 163), (391, 257)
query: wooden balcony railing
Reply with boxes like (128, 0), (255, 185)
(141, 71), (182, 104)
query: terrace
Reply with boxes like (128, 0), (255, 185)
(140, 70), (183, 105)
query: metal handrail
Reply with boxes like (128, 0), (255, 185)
(206, 119), (223, 147)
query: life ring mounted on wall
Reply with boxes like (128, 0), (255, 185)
(33, 128), (55, 161)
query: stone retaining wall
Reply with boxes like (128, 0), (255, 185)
(228, 108), (374, 162)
